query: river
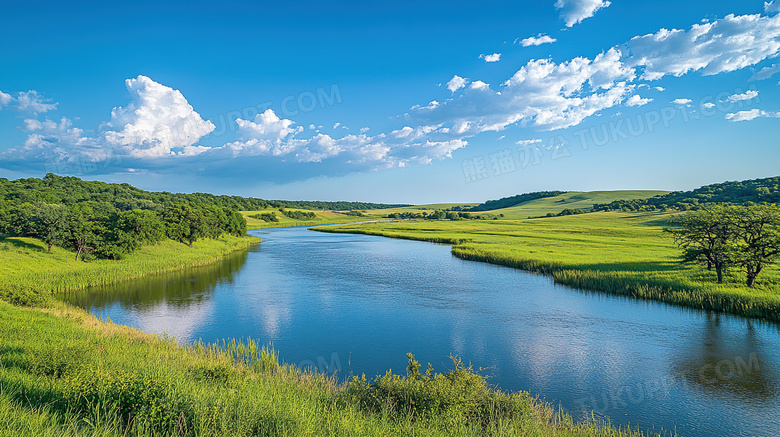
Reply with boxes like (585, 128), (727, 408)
(65, 226), (780, 437)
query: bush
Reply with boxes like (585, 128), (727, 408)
(0, 282), (49, 306)
(343, 353), (522, 426)
(63, 367), (191, 434)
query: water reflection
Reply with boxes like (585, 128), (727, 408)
(672, 312), (779, 404)
(64, 249), (251, 341)
(65, 249), (249, 310)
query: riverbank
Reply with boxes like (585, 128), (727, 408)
(314, 212), (780, 322)
(0, 234), (260, 305)
(0, 298), (655, 437)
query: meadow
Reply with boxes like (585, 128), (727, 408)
(315, 211), (780, 322)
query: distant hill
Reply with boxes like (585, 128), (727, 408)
(478, 191), (669, 218)
(466, 191), (567, 212)
(593, 176), (780, 212)
(0, 173), (407, 212)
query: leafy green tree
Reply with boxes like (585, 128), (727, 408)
(729, 205), (780, 288)
(114, 209), (166, 253)
(226, 209), (247, 236)
(63, 203), (96, 261)
(161, 205), (207, 246)
(666, 206), (735, 283)
(30, 203), (69, 253)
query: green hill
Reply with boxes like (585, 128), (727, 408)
(594, 176), (780, 211)
(484, 191), (669, 219)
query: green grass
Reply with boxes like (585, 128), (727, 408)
(316, 211), (780, 321)
(0, 234), (259, 305)
(0, 299), (656, 436)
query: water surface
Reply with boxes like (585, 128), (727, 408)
(65, 226), (780, 437)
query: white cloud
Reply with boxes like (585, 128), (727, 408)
(626, 13), (780, 80)
(480, 53), (501, 63)
(446, 75), (468, 93)
(517, 139), (542, 145)
(671, 98), (692, 105)
(625, 95), (653, 106)
(416, 47), (635, 132)
(724, 109), (778, 121)
(727, 90), (759, 102)
(766, 1), (780, 13)
(655, 86), (665, 92)
(0, 91), (11, 109)
(520, 34), (557, 47)
(16, 91), (58, 114)
(751, 64), (780, 80)
(555, 0), (611, 27)
(103, 75), (215, 158)
(469, 80), (490, 91)
(702, 102), (716, 109)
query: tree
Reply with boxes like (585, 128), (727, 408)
(161, 205), (207, 246)
(729, 205), (780, 288)
(667, 204), (780, 288)
(29, 203), (69, 253)
(64, 203), (96, 261)
(666, 206), (734, 284)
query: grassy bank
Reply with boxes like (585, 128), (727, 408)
(315, 212), (780, 322)
(0, 234), (259, 305)
(0, 299), (654, 436)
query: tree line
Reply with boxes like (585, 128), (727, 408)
(1, 201), (246, 261)
(666, 204), (780, 288)
(387, 210), (482, 220)
(0, 174), (405, 213)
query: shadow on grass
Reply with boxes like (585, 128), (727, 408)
(0, 235), (46, 253)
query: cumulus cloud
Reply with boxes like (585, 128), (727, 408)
(0, 91), (11, 109)
(555, 0), (611, 27)
(446, 75), (468, 92)
(625, 95), (653, 106)
(671, 98), (692, 105)
(103, 75), (215, 158)
(413, 47), (635, 132)
(479, 53), (501, 63)
(625, 13), (780, 80)
(469, 80), (490, 91)
(16, 91), (58, 114)
(727, 90), (759, 102)
(520, 34), (557, 47)
(725, 109), (778, 121)
(751, 64), (780, 80)
(766, 1), (780, 13)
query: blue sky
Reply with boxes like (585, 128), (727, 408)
(1, 0), (779, 203)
